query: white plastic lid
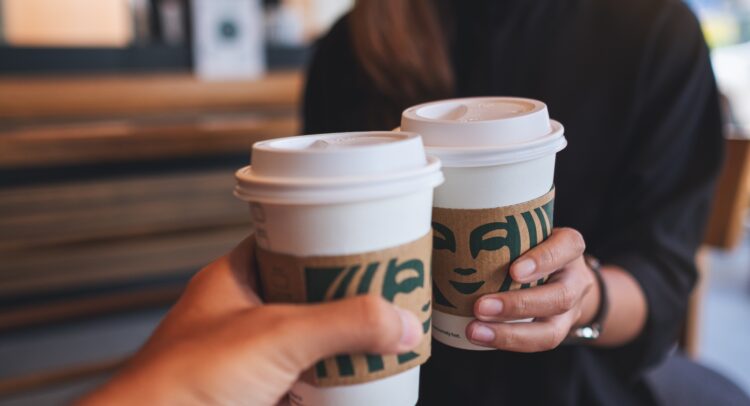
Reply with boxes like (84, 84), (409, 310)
(234, 131), (444, 204)
(401, 97), (567, 167)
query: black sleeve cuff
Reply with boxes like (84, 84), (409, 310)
(595, 252), (695, 381)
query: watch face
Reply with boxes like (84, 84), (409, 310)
(575, 326), (600, 340)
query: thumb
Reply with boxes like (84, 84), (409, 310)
(274, 295), (423, 371)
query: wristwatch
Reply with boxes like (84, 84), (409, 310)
(570, 255), (609, 340)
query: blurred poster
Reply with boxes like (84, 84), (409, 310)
(191, 0), (265, 81)
(1, 0), (133, 47)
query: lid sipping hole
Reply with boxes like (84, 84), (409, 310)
(417, 102), (469, 120)
(308, 139), (330, 149)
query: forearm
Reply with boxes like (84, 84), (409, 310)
(577, 265), (647, 347)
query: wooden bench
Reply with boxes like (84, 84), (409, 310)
(0, 71), (303, 331)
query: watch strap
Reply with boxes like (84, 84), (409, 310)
(571, 255), (609, 340)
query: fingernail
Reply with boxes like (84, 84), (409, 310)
(513, 259), (536, 280)
(470, 324), (496, 343)
(477, 299), (503, 316)
(396, 307), (422, 349)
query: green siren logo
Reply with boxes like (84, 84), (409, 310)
(256, 232), (432, 385)
(304, 257), (432, 382)
(432, 192), (554, 316)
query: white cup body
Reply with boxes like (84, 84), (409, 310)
(253, 191), (433, 256)
(433, 156), (556, 209)
(289, 365), (420, 406)
(250, 190), (433, 406)
(236, 132), (442, 404)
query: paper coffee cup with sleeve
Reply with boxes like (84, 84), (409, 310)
(234, 131), (444, 405)
(401, 97), (567, 351)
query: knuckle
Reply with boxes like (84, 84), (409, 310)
(528, 322), (563, 352)
(185, 267), (210, 290)
(357, 296), (395, 347)
(562, 228), (586, 254)
(543, 327), (563, 350)
(260, 307), (296, 335)
(510, 294), (530, 316)
(358, 295), (389, 327)
(556, 285), (576, 311)
(500, 329), (519, 349)
(538, 245), (556, 267)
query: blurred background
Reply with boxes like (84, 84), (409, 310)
(0, 0), (748, 404)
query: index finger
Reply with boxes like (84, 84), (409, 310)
(510, 227), (586, 283)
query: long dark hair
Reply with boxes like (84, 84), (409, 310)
(349, 0), (454, 115)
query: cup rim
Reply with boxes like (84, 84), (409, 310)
(423, 120), (566, 167)
(252, 131), (420, 155)
(234, 155), (444, 205)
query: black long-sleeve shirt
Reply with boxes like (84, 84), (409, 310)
(303, 0), (724, 404)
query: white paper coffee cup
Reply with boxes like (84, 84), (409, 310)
(401, 97), (567, 351)
(235, 132), (443, 405)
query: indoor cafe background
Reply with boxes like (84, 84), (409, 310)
(0, 0), (748, 404)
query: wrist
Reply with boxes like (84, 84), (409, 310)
(576, 259), (601, 327)
(570, 256), (609, 342)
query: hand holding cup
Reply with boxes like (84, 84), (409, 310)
(467, 228), (600, 352)
(78, 236), (424, 406)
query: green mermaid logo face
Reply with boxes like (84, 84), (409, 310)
(431, 194), (555, 316)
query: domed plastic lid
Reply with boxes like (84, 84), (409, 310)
(235, 131), (444, 204)
(401, 97), (567, 167)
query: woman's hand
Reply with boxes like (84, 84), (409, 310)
(466, 228), (600, 352)
(79, 236), (423, 406)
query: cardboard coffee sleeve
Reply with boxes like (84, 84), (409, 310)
(432, 188), (555, 316)
(256, 232), (433, 387)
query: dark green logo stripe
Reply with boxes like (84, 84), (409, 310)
(534, 207), (549, 239)
(397, 351), (420, 363)
(306, 267), (345, 303)
(336, 355), (355, 377)
(356, 262), (379, 294)
(499, 270), (514, 292)
(365, 354), (384, 372)
(315, 361), (327, 378)
(542, 199), (554, 229)
(333, 266), (359, 299)
(522, 211), (538, 248)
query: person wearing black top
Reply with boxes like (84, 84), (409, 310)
(302, 0), (747, 405)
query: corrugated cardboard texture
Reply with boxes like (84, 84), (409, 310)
(256, 232), (432, 387)
(432, 189), (555, 316)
